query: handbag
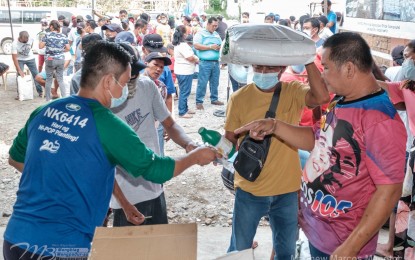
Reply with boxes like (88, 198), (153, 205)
(233, 83), (282, 182)
(17, 75), (34, 101)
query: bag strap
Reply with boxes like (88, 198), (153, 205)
(265, 82), (282, 119)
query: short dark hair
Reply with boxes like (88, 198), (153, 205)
(207, 17), (218, 24)
(289, 16), (295, 22)
(86, 19), (97, 29)
(318, 15), (329, 26)
(81, 41), (131, 90)
(323, 32), (373, 73)
(278, 19), (290, 27)
(139, 13), (149, 22)
(49, 20), (60, 31)
(242, 12), (249, 17)
(264, 15), (273, 21)
(119, 9), (127, 15)
(304, 17), (321, 33)
(135, 19), (147, 29)
(322, 0), (332, 6)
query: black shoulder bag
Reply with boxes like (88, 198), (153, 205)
(233, 82), (282, 182)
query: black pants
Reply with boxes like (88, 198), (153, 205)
(112, 192), (168, 226)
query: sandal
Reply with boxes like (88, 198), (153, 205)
(179, 113), (193, 119)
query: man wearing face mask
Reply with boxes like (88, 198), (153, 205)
(156, 13), (172, 47)
(12, 31), (44, 97)
(302, 17), (325, 48)
(102, 23), (123, 42)
(110, 44), (198, 227)
(224, 59), (330, 258)
(4, 41), (217, 260)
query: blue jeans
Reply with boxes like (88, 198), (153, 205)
(228, 188), (298, 260)
(157, 123), (165, 157)
(177, 74), (193, 116)
(196, 60), (220, 104)
(229, 73), (245, 92)
(18, 59), (43, 95)
(299, 149), (310, 170)
(45, 59), (65, 101)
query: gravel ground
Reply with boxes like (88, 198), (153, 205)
(0, 59), (270, 230)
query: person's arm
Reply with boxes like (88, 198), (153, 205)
(8, 157), (24, 173)
(112, 180), (145, 225)
(172, 146), (217, 177)
(64, 43), (70, 52)
(165, 93), (172, 112)
(12, 54), (24, 77)
(92, 9), (104, 19)
(39, 41), (46, 49)
(193, 42), (220, 51)
(330, 183), (402, 259)
(305, 62), (330, 107)
(162, 116), (197, 152)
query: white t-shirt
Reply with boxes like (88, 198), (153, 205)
(385, 66), (404, 82)
(174, 42), (196, 75)
(109, 76), (170, 208)
(11, 38), (34, 60)
(318, 27), (333, 41)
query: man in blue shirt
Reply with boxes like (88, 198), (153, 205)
(194, 17), (224, 110)
(322, 0), (337, 34)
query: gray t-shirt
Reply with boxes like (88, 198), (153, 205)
(110, 76), (170, 209)
(11, 39), (34, 60)
(70, 69), (82, 95)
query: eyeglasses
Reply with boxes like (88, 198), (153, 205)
(320, 96), (343, 132)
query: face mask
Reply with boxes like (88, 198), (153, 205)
(160, 19), (167, 24)
(108, 77), (128, 108)
(291, 64), (305, 74)
(191, 22), (198, 26)
(107, 36), (116, 42)
(253, 72), (279, 90)
(402, 58), (415, 81)
(303, 29), (312, 37)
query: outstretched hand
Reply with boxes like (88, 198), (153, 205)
(192, 146), (220, 166)
(234, 118), (276, 140)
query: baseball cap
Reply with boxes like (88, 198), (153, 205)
(118, 43), (147, 77)
(101, 24), (123, 33)
(143, 34), (167, 52)
(58, 15), (66, 21)
(76, 15), (84, 21)
(115, 31), (135, 44)
(76, 22), (85, 29)
(41, 18), (48, 26)
(145, 52), (172, 66)
(391, 45), (405, 65)
(200, 12), (207, 16)
(85, 15), (92, 20)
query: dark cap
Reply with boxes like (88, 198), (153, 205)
(76, 15), (84, 22)
(85, 15), (92, 20)
(145, 52), (172, 66)
(101, 23), (123, 33)
(41, 18), (48, 26)
(58, 15), (66, 21)
(115, 31), (135, 44)
(143, 34), (167, 52)
(391, 45), (405, 65)
(76, 22), (85, 29)
(118, 43), (147, 76)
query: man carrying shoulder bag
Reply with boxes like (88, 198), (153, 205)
(224, 62), (329, 259)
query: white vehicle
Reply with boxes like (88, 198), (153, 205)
(0, 7), (91, 54)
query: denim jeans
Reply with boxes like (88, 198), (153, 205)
(228, 188), (298, 260)
(112, 192), (168, 226)
(157, 123), (165, 157)
(17, 58), (43, 95)
(196, 60), (220, 104)
(45, 59), (65, 101)
(177, 74), (193, 116)
(229, 73), (245, 92)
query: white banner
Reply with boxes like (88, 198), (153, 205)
(342, 18), (414, 40)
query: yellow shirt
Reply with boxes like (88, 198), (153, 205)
(225, 81), (309, 196)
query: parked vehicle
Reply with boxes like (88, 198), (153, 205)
(0, 7), (91, 54)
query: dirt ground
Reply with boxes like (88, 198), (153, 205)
(0, 54), (272, 230)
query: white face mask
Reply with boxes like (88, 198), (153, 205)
(303, 29), (312, 38)
(253, 72), (280, 90)
(191, 22), (198, 26)
(160, 19), (167, 24)
(108, 77), (128, 108)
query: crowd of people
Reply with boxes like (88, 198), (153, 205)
(2, 0), (415, 259)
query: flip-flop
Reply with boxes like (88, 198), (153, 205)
(213, 109), (226, 117)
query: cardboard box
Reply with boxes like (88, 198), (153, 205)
(89, 223), (197, 260)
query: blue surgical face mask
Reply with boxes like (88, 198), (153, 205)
(401, 58), (415, 81)
(253, 72), (279, 90)
(291, 64), (305, 74)
(109, 77), (129, 108)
